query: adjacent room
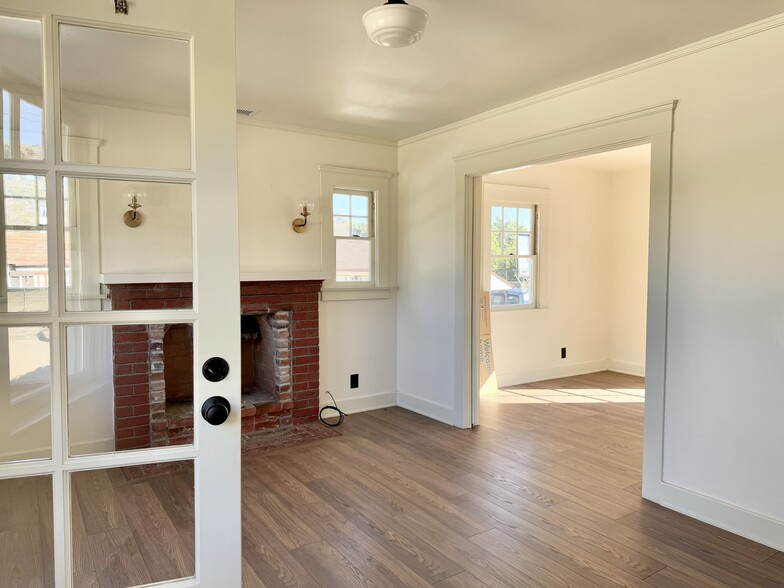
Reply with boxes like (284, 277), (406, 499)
(480, 145), (650, 411)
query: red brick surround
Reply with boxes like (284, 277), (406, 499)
(109, 280), (322, 450)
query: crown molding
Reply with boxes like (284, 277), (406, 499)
(453, 101), (675, 163)
(482, 183), (549, 194)
(317, 164), (395, 179)
(399, 12), (784, 147)
(61, 91), (188, 117)
(237, 117), (397, 147)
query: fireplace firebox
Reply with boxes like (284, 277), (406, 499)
(108, 281), (322, 450)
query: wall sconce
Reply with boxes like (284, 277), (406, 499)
(292, 200), (315, 233)
(123, 184), (144, 228)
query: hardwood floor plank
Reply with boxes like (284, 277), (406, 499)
(35, 476), (55, 587)
(290, 539), (376, 588)
(71, 470), (127, 535)
(72, 572), (100, 588)
(433, 571), (492, 588)
(320, 441), (491, 537)
(469, 527), (603, 587)
(302, 499), (433, 588)
(305, 476), (464, 584)
(452, 492), (659, 587)
(113, 480), (195, 582)
(71, 491), (96, 578)
(615, 509), (784, 586)
(147, 471), (196, 551)
(244, 457), (323, 506)
(552, 499), (780, 588)
(242, 485), (321, 551)
(643, 566), (735, 588)
(335, 435), (469, 499)
(627, 500), (777, 562)
(242, 524), (321, 588)
(0, 529), (45, 588)
(87, 526), (152, 588)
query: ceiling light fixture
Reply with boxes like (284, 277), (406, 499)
(362, 0), (429, 48)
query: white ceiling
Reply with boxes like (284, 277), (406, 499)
(490, 144), (651, 185)
(236, 0), (784, 142)
(3, 5), (782, 143)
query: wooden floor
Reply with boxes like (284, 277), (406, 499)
(3, 371), (783, 587)
(241, 371), (784, 587)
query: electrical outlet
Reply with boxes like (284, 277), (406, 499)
(350, 374), (359, 389)
(561, 347), (567, 359)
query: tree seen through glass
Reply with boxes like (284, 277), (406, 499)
(490, 205), (535, 306)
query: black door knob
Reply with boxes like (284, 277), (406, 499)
(201, 396), (231, 426)
(202, 357), (230, 382)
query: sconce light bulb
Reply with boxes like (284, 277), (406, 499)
(293, 199), (316, 233)
(123, 184), (145, 228)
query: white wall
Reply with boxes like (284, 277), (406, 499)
(236, 123), (399, 412)
(609, 165), (650, 375)
(397, 19), (784, 540)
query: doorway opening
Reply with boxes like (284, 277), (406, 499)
(478, 145), (650, 416)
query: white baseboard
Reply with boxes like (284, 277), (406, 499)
(651, 481), (784, 552)
(323, 391), (396, 415)
(397, 392), (454, 425)
(70, 437), (115, 455)
(607, 360), (646, 377)
(496, 360), (609, 387)
(0, 445), (51, 462)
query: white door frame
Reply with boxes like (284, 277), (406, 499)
(453, 101), (676, 504)
(0, 2), (241, 586)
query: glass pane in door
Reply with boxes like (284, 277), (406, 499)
(0, 15), (44, 161)
(62, 177), (192, 312)
(71, 461), (194, 586)
(59, 24), (191, 169)
(67, 323), (194, 456)
(0, 326), (51, 463)
(1, 174), (48, 312)
(0, 475), (54, 585)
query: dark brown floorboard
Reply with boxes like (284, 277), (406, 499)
(3, 371), (782, 586)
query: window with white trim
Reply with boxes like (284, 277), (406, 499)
(319, 165), (393, 300)
(490, 203), (539, 308)
(333, 190), (374, 283)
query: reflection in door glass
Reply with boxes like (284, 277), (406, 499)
(59, 24), (191, 169)
(71, 462), (194, 585)
(1, 174), (48, 313)
(0, 15), (44, 160)
(0, 326), (51, 463)
(0, 475), (54, 584)
(62, 177), (192, 312)
(67, 324), (194, 456)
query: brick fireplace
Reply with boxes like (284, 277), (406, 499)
(109, 281), (322, 450)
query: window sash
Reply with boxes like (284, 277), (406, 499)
(490, 203), (540, 308)
(335, 235), (374, 284)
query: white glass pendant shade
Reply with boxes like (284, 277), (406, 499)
(363, 1), (429, 48)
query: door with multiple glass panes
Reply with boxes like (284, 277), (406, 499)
(0, 1), (241, 586)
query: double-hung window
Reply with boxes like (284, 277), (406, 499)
(319, 165), (392, 300)
(332, 190), (374, 284)
(490, 204), (539, 308)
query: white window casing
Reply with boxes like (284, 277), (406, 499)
(318, 165), (396, 301)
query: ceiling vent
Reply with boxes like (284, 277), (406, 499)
(236, 108), (258, 118)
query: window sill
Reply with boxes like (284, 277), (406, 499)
(490, 306), (550, 319)
(321, 287), (395, 301)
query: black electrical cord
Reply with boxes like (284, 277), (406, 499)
(319, 391), (347, 427)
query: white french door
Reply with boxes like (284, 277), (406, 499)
(0, 1), (241, 586)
